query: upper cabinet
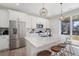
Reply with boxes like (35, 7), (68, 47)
(8, 10), (26, 22)
(0, 9), (9, 27)
(31, 16), (50, 28)
(8, 10), (50, 29)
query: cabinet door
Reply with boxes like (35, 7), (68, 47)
(18, 21), (26, 47)
(9, 21), (17, 50)
(0, 9), (9, 27)
(0, 36), (9, 50)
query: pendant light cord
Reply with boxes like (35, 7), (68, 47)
(60, 3), (63, 16)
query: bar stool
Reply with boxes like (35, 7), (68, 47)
(51, 46), (62, 56)
(37, 50), (51, 56)
(57, 43), (66, 56)
(58, 43), (66, 48)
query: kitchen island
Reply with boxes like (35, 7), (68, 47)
(25, 34), (62, 56)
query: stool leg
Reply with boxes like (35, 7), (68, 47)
(54, 52), (59, 56)
(53, 52), (62, 56)
(53, 52), (57, 56)
(55, 53), (57, 56)
(60, 48), (65, 56)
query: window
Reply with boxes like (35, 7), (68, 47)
(72, 16), (79, 35)
(61, 16), (79, 40)
(61, 17), (70, 35)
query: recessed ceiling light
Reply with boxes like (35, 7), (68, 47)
(16, 3), (20, 6)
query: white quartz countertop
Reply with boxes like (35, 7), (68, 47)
(25, 34), (62, 48)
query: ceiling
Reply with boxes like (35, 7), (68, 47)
(0, 3), (79, 18)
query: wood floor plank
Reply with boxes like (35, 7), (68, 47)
(0, 47), (26, 56)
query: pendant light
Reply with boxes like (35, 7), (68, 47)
(40, 3), (48, 17)
(59, 3), (65, 21)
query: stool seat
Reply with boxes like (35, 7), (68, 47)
(51, 46), (61, 52)
(58, 43), (66, 48)
(37, 50), (51, 56)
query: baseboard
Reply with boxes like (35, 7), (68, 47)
(0, 48), (9, 52)
(0, 46), (26, 52)
(9, 46), (26, 50)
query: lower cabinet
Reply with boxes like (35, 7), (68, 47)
(0, 36), (9, 51)
(72, 46), (79, 56)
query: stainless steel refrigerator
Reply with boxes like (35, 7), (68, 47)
(9, 20), (26, 50)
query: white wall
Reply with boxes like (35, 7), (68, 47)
(49, 17), (63, 40)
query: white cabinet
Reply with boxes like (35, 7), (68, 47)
(8, 9), (50, 29)
(0, 35), (9, 50)
(72, 46), (79, 56)
(9, 10), (27, 21)
(28, 16), (50, 28)
(8, 10), (21, 21)
(26, 15), (32, 28)
(0, 9), (9, 27)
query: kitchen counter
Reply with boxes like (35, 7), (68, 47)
(25, 33), (62, 56)
(25, 35), (61, 48)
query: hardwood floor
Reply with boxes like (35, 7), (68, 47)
(0, 47), (26, 56)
